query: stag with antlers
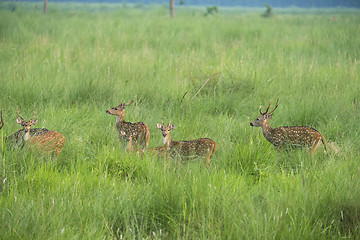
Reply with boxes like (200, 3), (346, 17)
(250, 99), (327, 154)
(0, 110), (50, 145)
(16, 108), (65, 156)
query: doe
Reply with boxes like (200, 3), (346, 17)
(157, 121), (217, 167)
(106, 100), (150, 149)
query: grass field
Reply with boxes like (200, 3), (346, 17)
(0, 2), (360, 239)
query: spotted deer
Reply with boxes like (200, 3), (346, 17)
(0, 110), (50, 145)
(120, 130), (167, 157)
(106, 100), (150, 149)
(7, 127), (50, 145)
(157, 121), (217, 167)
(16, 108), (65, 156)
(250, 99), (327, 154)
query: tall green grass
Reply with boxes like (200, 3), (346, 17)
(0, 2), (359, 239)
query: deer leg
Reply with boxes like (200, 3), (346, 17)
(308, 138), (319, 155)
(311, 139), (322, 155)
(143, 137), (147, 149)
(202, 155), (210, 168)
(204, 149), (212, 167)
(206, 155), (211, 167)
(145, 132), (150, 148)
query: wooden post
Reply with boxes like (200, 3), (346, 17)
(44, 0), (48, 14)
(170, 0), (174, 18)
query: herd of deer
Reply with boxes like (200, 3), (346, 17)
(0, 99), (327, 166)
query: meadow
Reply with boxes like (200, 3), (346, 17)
(0, 2), (360, 239)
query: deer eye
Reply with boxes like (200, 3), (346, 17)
(256, 118), (259, 121)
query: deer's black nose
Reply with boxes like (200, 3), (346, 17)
(250, 122), (254, 126)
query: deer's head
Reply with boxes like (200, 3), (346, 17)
(16, 108), (38, 132)
(106, 100), (134, 116)
(157, 121), (175, 146)
(250, 99), (279, 127)
(120, 130), (137, 142)
(120, 130), (137, 151)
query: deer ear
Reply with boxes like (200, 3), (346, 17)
(157, 124), (162, 130)
(170, 124), (175, 130)
(120, 131), (126, 136)
(267, 114), (273, 119)
(32, 119), (38, 125)
(16, 118), (22, 125)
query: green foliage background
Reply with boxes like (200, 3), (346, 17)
(0, 2), (359, 239)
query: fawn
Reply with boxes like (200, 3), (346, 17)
(16, 108), (65, 156)
(157, 121), (217, 167)
(250, 99), (327, 154)
(106, 100), (150, 149)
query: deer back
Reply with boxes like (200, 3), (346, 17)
(117, 121), (150, 147)
(30, 130), (66, 156)
(170, 138), (217, 159)
(145, 145), (168, 157)
(270, 126), (326, 150)
(131, 146), (168, 158)
(6, 128), (50, 145)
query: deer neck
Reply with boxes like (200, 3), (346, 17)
(260, 120), (274, 143)
(116, 112), (125, 124)
(163, 133), (172, 150)
(23, 128), (31, 141)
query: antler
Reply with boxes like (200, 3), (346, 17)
(30, 108), (38, 121)
(267, 98), (279, 115)
(259, 99), (279, 115)
(168, 120), (171, 127)
(16, 108), (37, 121)
(16, 107), (25, 121)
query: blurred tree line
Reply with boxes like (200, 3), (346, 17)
(25, 0), (359, 8)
